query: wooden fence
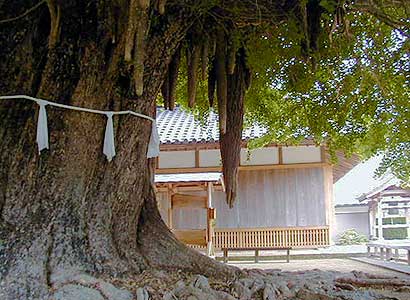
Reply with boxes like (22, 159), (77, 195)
(213, 226), (330, 248)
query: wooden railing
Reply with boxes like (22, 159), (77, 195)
(213, 226), (330, 249)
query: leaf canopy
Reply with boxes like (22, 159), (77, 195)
(164, 0), (410, 185)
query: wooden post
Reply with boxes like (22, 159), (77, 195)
(223, 249), (228, 263)
(386, 248), (392, 260)
(278, 146), (283, 165)
(255, 249), (259, 263)
(323, 165), (334, 244)
(195, 149), (200, 168)
(368, 205), (376, 239)
(380, 247), (385, 260)
(167, 183), (173, 229)
(206, 182), (215, 257)
(407, 250), (410, 266)
(377, 199), (384, 240)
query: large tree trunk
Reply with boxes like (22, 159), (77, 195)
(0, 1), (236, 299)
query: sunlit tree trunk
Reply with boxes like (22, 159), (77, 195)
(0, 1), (234, 298)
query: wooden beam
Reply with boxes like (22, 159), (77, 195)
(156, 185), (223, 193)
(156, 162), (327, 174)
(171, 193), (207, 209)
(172, 229), (207, 246)
(160, 140), (317, 152)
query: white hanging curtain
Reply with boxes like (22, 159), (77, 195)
(147, 120), (160, 158)
(103, 113), (116, 161)
(36, 100), (49, 153)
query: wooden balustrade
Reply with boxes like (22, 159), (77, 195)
(212, 226), (329, 249)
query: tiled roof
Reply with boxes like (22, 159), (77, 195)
(156, 107), (267, 145)
(155, 172), (222, 183)
(155, 107), (360, 183)
(357, 178), (407, 202)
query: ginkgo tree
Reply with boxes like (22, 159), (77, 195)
(0, 0), (408, 299)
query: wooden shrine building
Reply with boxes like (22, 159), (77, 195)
(154, 107), (359, 254)
(358, 183), (410, 241)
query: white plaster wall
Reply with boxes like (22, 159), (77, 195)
(240, 147), (279, 166)
(159, 150), (196, 168)
(199, 149), (221, 167)
(282, 146), (321, 164)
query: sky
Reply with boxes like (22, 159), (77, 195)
(333, 156), (394, 205)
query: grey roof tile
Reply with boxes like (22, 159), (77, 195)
(156, 107), (267, 144)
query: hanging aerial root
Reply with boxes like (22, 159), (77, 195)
(161, 73), (170, 109)
(227, 33), (238, 75)
(299, 0), (322, 60)
(47, 0), (61, 49)
(215, 29), (227, 135)
(134, 0), (150, 96)
(220, 48), (249, 207)
(157, 0), (166, 15)
(161, 46), (181, 110)
(124, 0), (139, 62)
(124, 0), (150, 96)
(168, 46), (181, 110)
(208, 58), (217, 107)
(187, 43), (200, 108)
(201, 37), (209, 81)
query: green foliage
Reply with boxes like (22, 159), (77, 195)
(160, 2), (410, 184)
(383, 228), (408, 240)
(244, 11), (409, 183)
(337, 229), (368, 245)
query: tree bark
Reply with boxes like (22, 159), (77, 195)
(0, 1), (237, 299)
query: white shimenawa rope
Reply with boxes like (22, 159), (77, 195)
(0, 95), (160, 160)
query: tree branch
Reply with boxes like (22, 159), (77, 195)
(352, 0), (410, 35)
(0, 0), (46, 24)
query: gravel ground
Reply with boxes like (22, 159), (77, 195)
(230, 258), (410, 278)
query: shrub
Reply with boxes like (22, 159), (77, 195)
(337, 229), (368, 245)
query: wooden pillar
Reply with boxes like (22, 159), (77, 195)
(278, 146), (283, 165)
(255, 249), (259, 263)
(167, 183), (173, 229)
(407, 250), (410, 266)
(377, 199), (384, 240)
(323, 165), (334, 245)
(368, 204), (376, 240)
(380, 247), (385, 260)
(206, 182), (215, 257)
(406, 207), (410, 239)
(386, 248), (392, 260)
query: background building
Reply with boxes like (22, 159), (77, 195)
(154, 107), (359, 253)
